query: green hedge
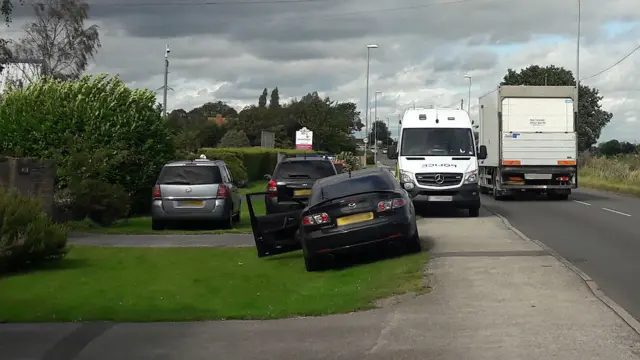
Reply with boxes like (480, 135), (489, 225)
(200, 148), (322, 181)
(187, 152), (248, 183)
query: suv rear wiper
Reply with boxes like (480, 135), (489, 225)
(162, 181), (192, 185)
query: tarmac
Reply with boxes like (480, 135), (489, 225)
(2, 210), (640, 359)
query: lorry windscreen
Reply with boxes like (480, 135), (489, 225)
(400, 128), (475, 156)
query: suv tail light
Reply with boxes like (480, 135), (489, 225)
(377, 198), (406, 212)
(302, 212), (331, 226)
(267, 180), (277, 198)
(217, 184), (229, 197)
(152, 185), (161, 199)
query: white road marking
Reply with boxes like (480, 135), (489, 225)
(602, 207), (632, 217)
(573, 200), (591, 206)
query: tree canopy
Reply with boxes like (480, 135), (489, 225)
(368, 119), (393, 148)
(501, 65), (613, 151)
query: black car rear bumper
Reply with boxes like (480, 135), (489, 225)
(265, 196), (307, 214)
(302, 213), (415, 254)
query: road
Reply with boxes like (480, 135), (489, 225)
(378, 156), (640, 322)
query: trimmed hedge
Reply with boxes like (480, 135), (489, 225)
(187, 152), (248, 183)
(200, 148), (322, 181)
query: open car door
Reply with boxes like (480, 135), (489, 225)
(246, 192), (304, 257)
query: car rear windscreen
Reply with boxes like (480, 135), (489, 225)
(274, 161), (335, 179)
(312, 174), (396, 203)
(157, 165), (222, 185)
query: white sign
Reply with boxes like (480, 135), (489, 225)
(295, 127), (313, 150)
(363, 138), (369, 144)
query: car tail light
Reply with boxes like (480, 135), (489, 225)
(152, 185), (161, 199)
(377, 198), (406, 212)
(267, 180), (277, 198)
(557, 176), (569, 181)
(217, 184), (229, 197)
(302, 212), (331, 226)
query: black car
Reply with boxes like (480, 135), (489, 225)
(246, 167), (421, 272)
(264, 156), (338, 215)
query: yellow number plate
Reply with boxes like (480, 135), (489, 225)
(336, 212), (374, 226)
(294, 189), (312, 196)
(180, 200), (204, 207)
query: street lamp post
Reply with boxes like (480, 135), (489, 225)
(576, 0), (581, 126)
(374, 90), (381, 165)
(464, 74), (472, 115)
(364, 44), (378, 164)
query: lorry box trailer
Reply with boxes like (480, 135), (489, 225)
(477, 85), (578, 200)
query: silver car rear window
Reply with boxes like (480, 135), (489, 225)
(158, 165), (222, 185)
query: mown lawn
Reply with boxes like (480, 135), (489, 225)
(0, 246), (429, 322)
(69, 181), (268, 234)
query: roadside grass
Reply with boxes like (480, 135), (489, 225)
(69, 181), (268, 235)
(579, 155), (640, 197)
(0, 246), (429, 322)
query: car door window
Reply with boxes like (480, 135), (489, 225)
(224, 165), (234, 183)
(219, 165), (230, 183)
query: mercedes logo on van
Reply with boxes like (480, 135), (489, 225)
(185, 187), (192, 193)
(434, 174), (445, 184)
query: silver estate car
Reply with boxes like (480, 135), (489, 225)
(151, 155), (242, 230)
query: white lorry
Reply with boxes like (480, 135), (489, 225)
(388, 108), (486, 217)
(477, 85), (578, 200)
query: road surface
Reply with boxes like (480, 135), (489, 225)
(378, 155), (640, 322)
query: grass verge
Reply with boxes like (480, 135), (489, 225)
(579, 175), (640, 197)
(69, 181), (268, 235)
(0, 246), (429, 322)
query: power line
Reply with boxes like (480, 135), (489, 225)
(581, 43), (640, 81)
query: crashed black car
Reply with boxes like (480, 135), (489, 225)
(246, 167), (421, 272)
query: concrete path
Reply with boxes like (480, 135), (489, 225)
(3, 214), (640, 359)
(68, 233), (255, 247)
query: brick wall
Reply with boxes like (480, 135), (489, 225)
(0, 156), (56, 215)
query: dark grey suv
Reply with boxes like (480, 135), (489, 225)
(151, 156), (242, 230)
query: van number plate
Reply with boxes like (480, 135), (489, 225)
(524, 174), (552, 180)
(427, 196), (452, 202)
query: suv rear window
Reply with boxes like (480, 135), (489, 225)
(157, 165), (223, 185)
(274, 160), (336, 179)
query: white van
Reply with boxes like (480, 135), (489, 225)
(388, 108), (488, 217)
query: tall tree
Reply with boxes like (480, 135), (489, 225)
(269, 87), (280, 108)
(501, 65), (612, 151)
(11, 0), (101, 81)
(258, 88), (268, 107)
(368, 120), (392, 148)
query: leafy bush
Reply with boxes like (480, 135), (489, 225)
(218, 130), (250, 148)
(0, 187), (68, 273)
(188, 152), (248, 183)
(0, 74), (176, 216)
(335, 151), (360, 172)
(69, 179), (131, 226)
(201, 148), (323, 181)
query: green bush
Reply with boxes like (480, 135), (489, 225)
(217, 130), (250, 148)
(0, 187), (68, 273)
(200, 148), (322, 181)
(0, 74), (176, 216)
(335, 151), (360, 172)
(188, 152), (248, 183)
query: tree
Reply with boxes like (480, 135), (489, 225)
(218, 129), (250, 148)
(10, 0), (100, 81)
(368, 120), (392, 148)
(258, 88), (268, 107)
(501, 65), (612, 151)
(269, 87), (280, 108)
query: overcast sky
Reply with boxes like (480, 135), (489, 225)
(1, 0), (639, 142)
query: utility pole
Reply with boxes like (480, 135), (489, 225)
(364, 44), (379, 164)
(163, 45), (170, 118)
(576, 0), (581, 127)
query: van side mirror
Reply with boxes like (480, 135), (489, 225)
(478, 145), (487, 160)
(387, 146), (398, 160)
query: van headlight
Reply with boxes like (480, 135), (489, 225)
(399, 169), (414, 184)
(464, 170), (478, 184)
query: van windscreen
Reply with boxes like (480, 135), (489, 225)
(400, 128), (475, 156)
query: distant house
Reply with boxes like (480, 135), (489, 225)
(0, 60), (44, 93)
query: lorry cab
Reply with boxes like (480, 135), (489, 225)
(388, 108), (487, 217)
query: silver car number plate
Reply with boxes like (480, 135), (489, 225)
(428, 196), (452, 202)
